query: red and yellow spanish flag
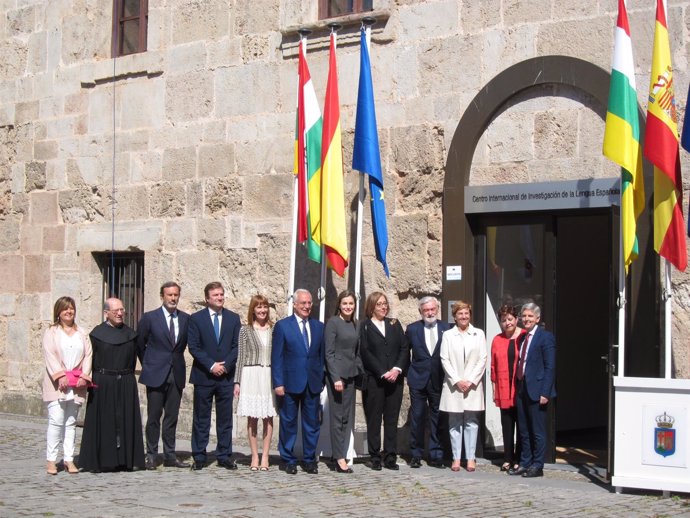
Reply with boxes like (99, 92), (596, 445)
(320, 33), (348, 276)
(294, 38), (323, 263)
(643, 0), (687, 271)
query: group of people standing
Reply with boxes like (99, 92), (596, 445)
(41, 282), (555, 479)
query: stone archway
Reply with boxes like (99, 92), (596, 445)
(441, 55), (657, 376)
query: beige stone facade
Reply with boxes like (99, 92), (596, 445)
(1, 0), (690, 447)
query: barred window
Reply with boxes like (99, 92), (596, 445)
(94, 252), (145, 330)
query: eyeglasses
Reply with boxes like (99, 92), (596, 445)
(296, 301), (313, 306)
(375, 302), (388, 308)
(108, 308), (126, 313)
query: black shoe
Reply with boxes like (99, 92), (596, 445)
(384, 460), (399, 471)
(371, 459), (382, 471)
(335, 462), (353, 473)
(145, 456), (157, 471)
(191, 460), (205, 471)
(428, 459), (445, 469)
(304, 462), (319, 474)
(164, 458), (190, 468)
(409, 457), (422, 468)
(522, 466), (544, 478)
(285, 463), (297, 475)
(508, 465), (528, 476)
(217, 458), (238, 470)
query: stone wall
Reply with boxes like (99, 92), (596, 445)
(1, 0), (689, 443)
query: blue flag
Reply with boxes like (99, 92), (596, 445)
(353, 29), (389, 276)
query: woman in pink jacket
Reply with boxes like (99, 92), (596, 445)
(42, 296), (92, 475)
(490, 304), (525, 472)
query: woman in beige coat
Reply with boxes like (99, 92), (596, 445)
(440, 300), (487, 472)
(42, 296), (92, 474)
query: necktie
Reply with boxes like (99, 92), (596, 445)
(213, 312), (220, 343)
(169, 313), (176, 343)
(517, 333), (531, 380)
(301, 319), (309, 351)
(426, 326), (436, 355)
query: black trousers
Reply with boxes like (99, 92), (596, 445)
(363, 375), (403, 463)
(145, 369), (183, 460)
(499, 406), (521, 464)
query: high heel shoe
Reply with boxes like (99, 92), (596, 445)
(46, 461), (58, 475)
(65, 461), (79, 474)
(451, 459), (461, 472)
(336, 463), (353, 473)
(466, 459), (476, 472)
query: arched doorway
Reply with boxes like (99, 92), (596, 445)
(442, 56), (659, 470)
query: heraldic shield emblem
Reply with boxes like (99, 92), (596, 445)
(654, 411), (676, 457)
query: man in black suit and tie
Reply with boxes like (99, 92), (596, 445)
(405, 296), (451, 469)
(188, 282), (241, 470)
(137, 281), (190, 470)
(509, 302), (556, 478)
(271, 289), (325, 475)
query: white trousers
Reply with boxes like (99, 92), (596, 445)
(46, 400), (80, 462)
(448, 411), (480, 461)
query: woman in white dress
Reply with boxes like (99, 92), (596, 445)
(440, 300), (487, 472)
(234, 294), (277, 471)
(42, 296), (92, 475)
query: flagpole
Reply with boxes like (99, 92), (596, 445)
(617, 201), (626, 377)
(288, 29), (312, 316)
(663, 260), (672, 378)
(353, 17), (376, 318)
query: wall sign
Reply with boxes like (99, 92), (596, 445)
(464, 178), (620, 214)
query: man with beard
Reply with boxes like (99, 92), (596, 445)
(79, 298), (146, 472)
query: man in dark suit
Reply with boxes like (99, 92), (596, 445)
(509, 302), (556, 478)
(405, 296), (451, 468)
(271, 289), (325, 475)
(137, 281), (190, 470)
(187, 281), (241, 470)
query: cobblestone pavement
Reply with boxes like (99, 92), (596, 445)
(2, 413), (689, 517)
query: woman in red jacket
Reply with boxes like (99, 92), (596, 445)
(490, 304), (525, 472)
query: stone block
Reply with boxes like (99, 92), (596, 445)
(418, 35), (481, 97)
(165, 70), (213, 121)
(186, 181), (204, 216)
(60, 10), (110, 66)
(164, 220), (196, 250)
(114, 185), (150, 221)
(481, 25), (538, 83)
(51, 252), (79, 271)
(579, 107), (607, 158)
(52, 271), (81, 300)
(241, 34), (273, 63)
(391, 124), (445, 174)
(58, 187), (105, 224)
(399, 0), (458, 41)
(150, 182), (187, 218)
(234, 0), (279, 34)
(119, 77), (165, 130)
(76, 221), (164, 251)
(504, 0), (551, 25)
(30, 191), (58, 225)
(215, 63), (279, 118)
(0, 255), (24, 292)
(64, 92), (87, 115)
(15, 100), (38, 124)
(172, 0), (231, 45)
(243, 173), (292, 219)
(176, 251), (222, 301)
(0, 218), (20, 252)
(0, 294), (16, 317)
(470, 162), (530, 186)
(7, 320), (29, 361)
(460, 0), (501, 31)
(43, 225), (65, 252)
(235, 136), (291, 175)
(0, 32), (28, 80)
(24, 161), (46, 192)
(537, 17), (612, 69)
(131, 150), (163, 183)
(7, 5), (35, 36)
(168, 41), (208, 74)
(20, 224), (41, 254)
(198, 143), (234, 178)
(34, 140), (58, 160)
(534, 110), (578, 160)
(207, 37), (242, 69)
(24, 254), (50, 292)
(197, 218), (226, 249)
(486, 112), (534, 163)
(162, 146), (197, 180)
(204, 178), (243, 217)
